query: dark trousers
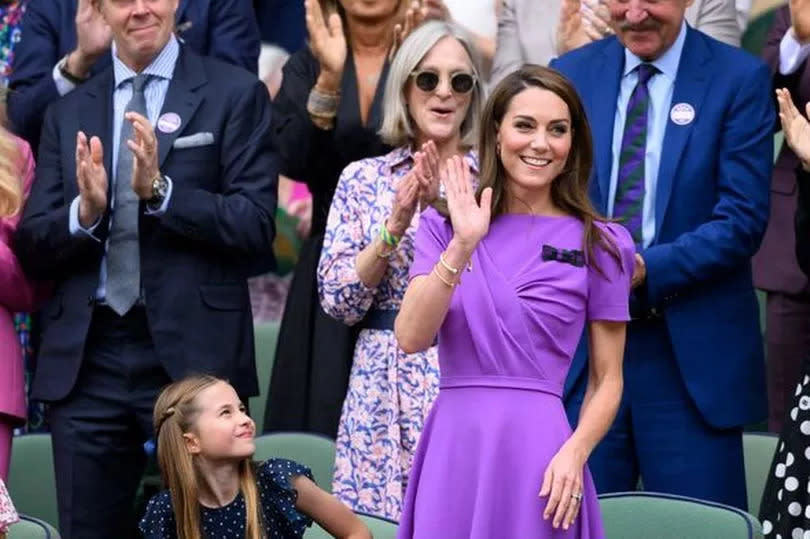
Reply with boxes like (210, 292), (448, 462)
(565, 319), (747, 510)
(766, 291), (810, 432)
(48, 306), (171, 539)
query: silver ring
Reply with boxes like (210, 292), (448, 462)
(571, 492), (583, 501)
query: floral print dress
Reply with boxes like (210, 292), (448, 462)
(318, 146), (478, 520)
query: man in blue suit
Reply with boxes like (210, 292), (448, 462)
(8, 0), (260, 153)
(553, 0), (773, 509)
(14, 0), (275, 536)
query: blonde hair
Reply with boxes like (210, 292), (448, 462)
(379, 20), (484, 148)
(0, 101), (23, 218)
(154, 375), (264, 539)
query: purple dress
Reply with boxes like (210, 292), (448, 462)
(398, 209), (635, 538)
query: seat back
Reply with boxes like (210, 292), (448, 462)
(7, 435), (58, 531)
(252, 432), (336, 493)
(599, 492), (762, 539)
(743, 432), (779, 517)
(305, 512), (397, 538)
(7, 514), (60, 539)
(249, 321), (281, 431)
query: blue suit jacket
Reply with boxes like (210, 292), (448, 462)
(8, 0), (260, 152)
(14, 46), (277, 402)
(552, 27), (773, 429)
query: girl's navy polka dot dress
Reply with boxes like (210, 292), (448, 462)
(139, 459), (314, 538)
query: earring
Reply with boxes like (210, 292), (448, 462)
(496, 142), (501, 158)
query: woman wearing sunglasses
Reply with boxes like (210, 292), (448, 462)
(317, 21), (484, 520)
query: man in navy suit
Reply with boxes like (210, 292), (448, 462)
(553, 0), (773, 509)
(8, 0), (260, 152)
(14, 0), (276, 536)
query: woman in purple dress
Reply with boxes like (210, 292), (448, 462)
(394, 65), (635, 538)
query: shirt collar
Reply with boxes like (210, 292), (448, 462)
(622, 21), (687, 82)
(385, 145), (480, 175)
(113, 35), (179, 89)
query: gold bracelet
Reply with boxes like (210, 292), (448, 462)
(432, 264), (456, 288)
(439, 252), (460, 275)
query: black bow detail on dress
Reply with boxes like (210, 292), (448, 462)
(541, 244), (585, 268)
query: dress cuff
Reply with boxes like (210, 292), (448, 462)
(69, 196), (102, 240)
(52, 59), (77, 97)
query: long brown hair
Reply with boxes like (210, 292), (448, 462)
(475, 64), (619, 268)
(154, 375), (264, 539)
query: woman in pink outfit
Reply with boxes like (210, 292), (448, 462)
(0, 130), (39, 481)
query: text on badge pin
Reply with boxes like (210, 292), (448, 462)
(670, 103), (695, 126)
(157, 113), (182, 134)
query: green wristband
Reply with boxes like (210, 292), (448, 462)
(380, 225), (400, 247)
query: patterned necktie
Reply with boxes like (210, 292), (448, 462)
(614, 63), (657, 247)
(106, 74), (150, 316)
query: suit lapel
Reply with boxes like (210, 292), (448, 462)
(79, 69), (115, 199)
(654, 28), (711, 241)
(156, 47), (206, 168)
(590, 40), (624, 214)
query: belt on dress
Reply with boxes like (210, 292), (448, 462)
(440, 376), (563, 398)
(358, 308), (399, 331)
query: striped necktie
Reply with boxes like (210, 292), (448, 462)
(614, 63), (657, 247)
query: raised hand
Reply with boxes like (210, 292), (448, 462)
(414, 140), (441, 208)
(776, 88), (810, 171)
(790, 0), (810, 43)
(69, 0), (113, 79)
(443, 155), (491, 250)
(124, 112), (161, 199)
(556, 0), (605, 55)
(305, 0), (347, 89)
(75, 131), (108, 228)
(387, 170), (421, 238)
(391, 1), (429, 60)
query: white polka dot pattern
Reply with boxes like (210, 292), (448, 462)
(138, 459), (314, 538)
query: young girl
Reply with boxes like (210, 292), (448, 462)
(139, 375), (371, 539)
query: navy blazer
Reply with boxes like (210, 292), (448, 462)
(8, 0), (260, 152)
(553, 27), (774, 429)
(15, 46), (277, 402)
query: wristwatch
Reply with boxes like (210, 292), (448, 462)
(149, 174), (169, 206)
(58, 54), (87, 85)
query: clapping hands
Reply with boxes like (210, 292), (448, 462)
(776, 88), (810, 171)
(443, 155), (492, 251)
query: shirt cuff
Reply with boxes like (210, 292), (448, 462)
(144, 176), (173, 215)
(69, 196), (102, 240)
(780, 28), (810, 75)
(52, 60), (77, 97)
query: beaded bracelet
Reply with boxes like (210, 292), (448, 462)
(380, 225), (401, 247)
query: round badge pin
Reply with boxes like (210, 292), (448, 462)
(670, 103), (695, 126)
(157, 112), (182, 134)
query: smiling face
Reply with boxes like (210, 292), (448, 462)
(496, 87), (572, 207)
(608, 0), (691, 61)
(98, 0), (179, 72)
(183, 381), (256, 461)
(405, 36), (475, 148)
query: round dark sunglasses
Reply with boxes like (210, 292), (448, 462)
(410, 70), (476, 94)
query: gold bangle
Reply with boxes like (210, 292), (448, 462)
(439, 252), (460, 275)
(432, 264), (456, 288)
